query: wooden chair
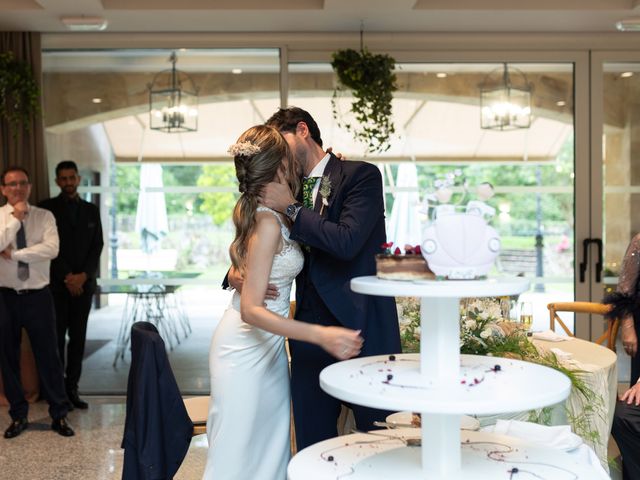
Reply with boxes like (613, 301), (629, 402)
(547, 302), (619, 352)
(183, 395), (209, 436)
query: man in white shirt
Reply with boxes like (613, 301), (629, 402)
(0, 166), (74, 438)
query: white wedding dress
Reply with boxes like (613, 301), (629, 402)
(204, 207), (304, 480)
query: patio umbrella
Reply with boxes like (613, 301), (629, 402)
(386, 163), (422, 249)
(135, 163), (169, 255)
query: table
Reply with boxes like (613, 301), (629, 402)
(533, 336), (618, 467)
(102, 273), (197, 366)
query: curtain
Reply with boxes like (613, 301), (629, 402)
(0, 32), (48, 204)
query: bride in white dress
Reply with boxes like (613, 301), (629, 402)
(204, 125), (363, 480)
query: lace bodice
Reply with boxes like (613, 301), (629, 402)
(232, 206), (304, 317)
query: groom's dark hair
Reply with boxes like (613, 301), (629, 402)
(266, 107), (323, 148)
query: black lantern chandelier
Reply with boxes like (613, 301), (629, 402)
(148, 52), (199, 133)
(479, 63), (532, 131)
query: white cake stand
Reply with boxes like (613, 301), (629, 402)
(289, 276), (590, 479)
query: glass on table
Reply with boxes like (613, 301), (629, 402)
(518, 301), (534, 331)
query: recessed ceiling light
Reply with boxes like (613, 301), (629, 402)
(231, 68), (242, 74)
(92, 98), (102, 104)
(616, 18), (640, 31)
(60, 16), (108, 31)
(621, 71), (634, 78)
(556, 100), (566, 107)
(436, 72), (447, 78)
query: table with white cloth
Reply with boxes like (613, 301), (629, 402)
(477, 336), (617, 471)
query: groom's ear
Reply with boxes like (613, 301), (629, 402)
(296, 121), (310, 138)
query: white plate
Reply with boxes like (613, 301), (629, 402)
(386, 411), (480, 431)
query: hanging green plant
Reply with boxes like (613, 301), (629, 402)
(331, 48), (397, 153)
(0, 51), (41, 133)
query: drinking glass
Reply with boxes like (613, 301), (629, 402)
(519, 301), (533, 331)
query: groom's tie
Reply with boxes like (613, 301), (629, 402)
(16, 222), (29, 281)
(302, 177), (317, 210)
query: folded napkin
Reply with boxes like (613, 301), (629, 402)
(549, 347), (573, 361)
(483, 420), (582, 451)
(531, 329), (572, 342)
(481, 420), (608, 479)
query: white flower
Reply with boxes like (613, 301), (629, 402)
(464, 319), (476, 330)
(480, 328), (492, 339)
(228, 141), (261, 157)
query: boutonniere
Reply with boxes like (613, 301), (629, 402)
(319, 175), (332, 215)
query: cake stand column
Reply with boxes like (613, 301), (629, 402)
(420, 296), (462, 478)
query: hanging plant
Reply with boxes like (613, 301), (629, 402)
(331, 47), (397, 153)
(0, 51), (41, 133)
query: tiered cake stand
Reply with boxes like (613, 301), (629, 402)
(288, 277), (602, 479)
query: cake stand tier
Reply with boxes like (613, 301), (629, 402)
(287, 429), (603, 480)
(320, 354), (571, 415)
(350, 275), (530, 298)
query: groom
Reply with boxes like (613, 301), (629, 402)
(259, 107), (401, 450)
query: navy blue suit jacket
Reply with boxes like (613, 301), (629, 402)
(291, 154), (401, 356)
(121, 322), (193, 480)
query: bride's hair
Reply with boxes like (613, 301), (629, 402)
(229, 125), (300, 271)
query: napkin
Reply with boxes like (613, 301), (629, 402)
(549, 347), (573, 361)
(484, 420), (582, 451)
(531, 329), (572, 342)
(481, 420), (609, 479)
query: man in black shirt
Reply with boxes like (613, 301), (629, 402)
(40, 161), (103, 410)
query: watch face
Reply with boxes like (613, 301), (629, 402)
(286, 204), (296, 217)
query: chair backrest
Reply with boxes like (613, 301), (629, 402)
(122, 321), (193, 479)
(547, 302), (619, 351)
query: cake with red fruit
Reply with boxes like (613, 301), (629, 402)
(375, 243), (435, 281)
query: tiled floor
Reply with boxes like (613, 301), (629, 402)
(0, 397), (208, 480)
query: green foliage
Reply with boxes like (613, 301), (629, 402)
(0, 51), (40, 134)
(197, 164), (238, 226)
(115, 166), (139, 215)
(331, 48), (397, 153)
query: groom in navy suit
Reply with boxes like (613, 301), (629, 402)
(261, 107), (401, 450)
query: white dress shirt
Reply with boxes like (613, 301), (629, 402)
(306, 152), (331, 205)
(0, 203), (59, 290)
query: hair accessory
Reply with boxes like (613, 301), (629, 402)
(228, 141), (261, 157)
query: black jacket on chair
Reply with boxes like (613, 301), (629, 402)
(121, 322), (193, 480)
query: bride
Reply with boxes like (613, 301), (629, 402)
(203, 125), (363, 480)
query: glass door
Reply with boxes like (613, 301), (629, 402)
(591, 53), (640, 353)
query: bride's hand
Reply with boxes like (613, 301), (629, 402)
(319, 327), (363, 360)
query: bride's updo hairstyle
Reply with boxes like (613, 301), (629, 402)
(228, 125), (299, 271)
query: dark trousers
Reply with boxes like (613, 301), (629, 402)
(51, 286), (93, 391)
(0, 287), (68, 420)
(612, 399), (640, 480)
(290, 284), (392, 451)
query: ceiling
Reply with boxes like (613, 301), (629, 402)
(1, 0), (640, 33)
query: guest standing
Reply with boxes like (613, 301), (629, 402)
(612, 381), (640, 480)
(604, 233), (640, 385)
(39, 161), (103, 409)
(0, 166), (74, 438)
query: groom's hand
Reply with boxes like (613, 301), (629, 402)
(228, 266), (279, 300)
(259, 171), (295, 213)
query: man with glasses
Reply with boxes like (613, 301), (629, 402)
(0, 166), (74, 438)
(40, 161), (103, 410)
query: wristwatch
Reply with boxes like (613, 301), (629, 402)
(285, 202), (303, 221)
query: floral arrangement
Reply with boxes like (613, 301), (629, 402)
(0, 51), (41, 134)
(396, 296), (604, 450)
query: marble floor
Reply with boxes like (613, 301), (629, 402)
(0, 397), (208, 480)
